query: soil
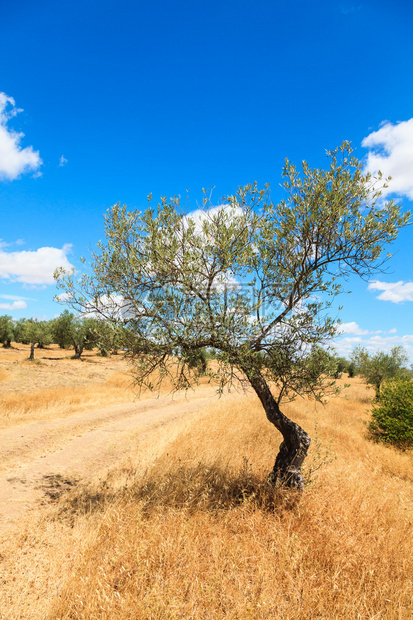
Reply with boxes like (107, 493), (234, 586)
(0, 385), (220, 532)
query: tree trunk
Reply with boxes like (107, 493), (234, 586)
(245, 370), (311, 490)
(29, 342), (35, 361)
(72, 343), (83, 359)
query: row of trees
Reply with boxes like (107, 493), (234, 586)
(2, 311), (411, 389)
(0, 311), (123, 360)
(4, 307), (411, 449)
(3, 308), (410, 385)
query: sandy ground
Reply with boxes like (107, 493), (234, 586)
(0, 384), (220, 533)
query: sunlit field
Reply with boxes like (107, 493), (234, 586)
(0, 345), (412, 619)
(0, 343), (197, 430)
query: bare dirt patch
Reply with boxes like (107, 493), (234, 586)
(0, 382), (220, 532)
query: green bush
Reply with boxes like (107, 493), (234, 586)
(369, 379), (413, 449)
(347, 362), (356, 378)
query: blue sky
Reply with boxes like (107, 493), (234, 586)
(1, 0), (412, 361)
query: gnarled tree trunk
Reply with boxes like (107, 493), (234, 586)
(246, 370), (311, 490)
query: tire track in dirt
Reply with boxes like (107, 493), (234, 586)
(0, 386), (219, 532)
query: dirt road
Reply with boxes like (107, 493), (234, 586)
(0, 385), (220, 532)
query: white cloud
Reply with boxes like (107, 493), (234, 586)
(0, 294), (36, 301)
(368, 280), (413, 303)
(0, 300), (27, 310)
(59, 155), (68, 167)
(338, 321), (369, 335)
(0, 244), (73, 284)
(0, 238), (26, 248)
(80, 293), (136, 322)
(0, 92), (42, 181)
(362, 119), (413, 199)
(334, 329), (413, 363)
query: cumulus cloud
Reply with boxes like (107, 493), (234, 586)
(59, 155), (68, 167)
(334, 331), (413, 362)
(0, 244), (73, 284)
(333, 320), (413, 360)
(0, 238), (26, 249)
(0, 294), (36, 301)
(0, 300), (27, 310)
(362, 119), (413, 199)
(338, 321), (369, 335)
(0, 92), (42, 181)
(368, 280), (413, 303)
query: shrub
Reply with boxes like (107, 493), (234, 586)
(347, 362), (356, 378)
(369, 379), (413, 449)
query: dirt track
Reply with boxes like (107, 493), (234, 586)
(0, 385), (219, 532)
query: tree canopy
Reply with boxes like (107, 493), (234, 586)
(55, 142), (410, 489)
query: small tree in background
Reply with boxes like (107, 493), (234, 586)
(50, 310), (98, 358)
(351, 345), (409, 398)
(56, 143), (409, 490)
(369, 378), (413, 449)
(89, 319), (125, 357)
(0, 315), (14, 348)
(50, 310), (76, 349)
(347, 362), (356, 378)
(330, 355), (351, 378)
(70, 317), (97, 359)
(20, 319), (53, 360)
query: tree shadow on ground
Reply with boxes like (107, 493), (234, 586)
(51, 459), (301, 525)
(37, 473), (80, 502)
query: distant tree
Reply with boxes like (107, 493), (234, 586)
(37, 320), (53, 348)
(0, 315), (14, 348)
(351, 346), (409, 398)
(334, 356), (350, 378)
(50, 310), (99, 358)
(50, 310), (76, 349)
(347, 362), (356, 378)
(14, 318), (29, 344)
(185, 347), (208, 375)
(89, 319), (125, 357)
(20, 319), (53, 360)
(56, 142), (409, 490)
(70, 317), (97, 359)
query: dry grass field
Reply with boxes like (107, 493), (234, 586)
(0, 344), (412, 619)
(0, 344), (137, 429)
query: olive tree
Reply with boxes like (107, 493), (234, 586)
(50, 310), (76, 349)
(0, 315), (14, 348)
(19, 318), (52, 360)
(55, 143), (409, 489)
(351, 345), (409, 398)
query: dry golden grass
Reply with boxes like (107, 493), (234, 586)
(0, 345), (157, 428)
(0, 355), (412, 619)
